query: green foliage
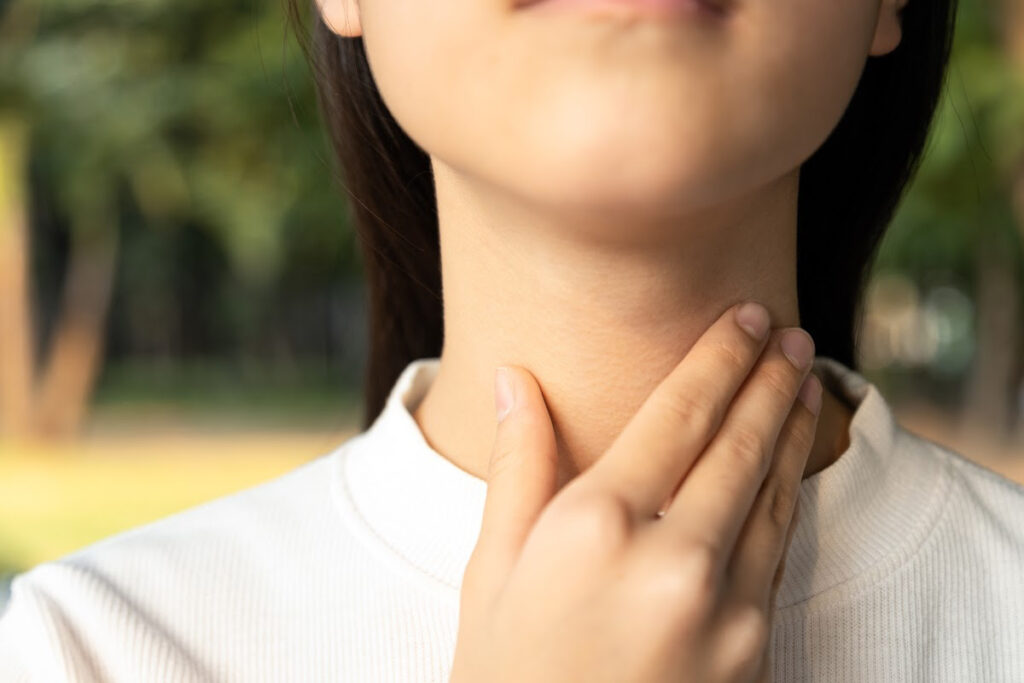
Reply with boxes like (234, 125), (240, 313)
(1, 0), (1021, 373)
(876, 0), (1024, 286)
(1, 0), (355, 288)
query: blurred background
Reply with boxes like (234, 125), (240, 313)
(1, 0), (1023, 611)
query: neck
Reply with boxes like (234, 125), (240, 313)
(413, 161), (852, 492)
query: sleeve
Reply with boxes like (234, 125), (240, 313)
(0, 571), (88, 682)
(0, 561), (210, 683)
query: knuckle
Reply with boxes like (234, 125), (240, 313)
(767, 480), (797, 529)
(487, 441), (517, 479)
(678, 540), (723, 601)
(786, 415), (816, 455)
(559, 487), (634, 552)
(709, 339), (752, 371)
(635, 543), (720, 617)
(725, 604), (771, 671)
(660, 391), (719, 444)
(759, 365), (795, 403)
(727, 425), (770, 472)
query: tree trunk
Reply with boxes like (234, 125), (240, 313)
(33, 202), (119, 439)
(1003, 0), (1024, 443)
(961, 218), (1019, 448)
(1010, 160), (1024, 441)
(0, 115), (36, 441)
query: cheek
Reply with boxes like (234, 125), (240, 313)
(360, 1), (501, 157)
(730, 0), (880, 171)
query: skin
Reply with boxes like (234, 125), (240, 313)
(314, 0), (906, 490)
(449, 308), (823, 681)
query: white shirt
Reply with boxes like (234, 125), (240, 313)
(2, 356), (1023, 681)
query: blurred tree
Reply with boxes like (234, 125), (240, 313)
(1, 0), (1022, 444)
(1002, 0), (1024, 439)
(0, 0), (353, 440)
(0, 114), (33, 437)
(876, 0), (1024, 444)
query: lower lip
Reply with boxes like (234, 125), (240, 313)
(518, 0), (729, 20)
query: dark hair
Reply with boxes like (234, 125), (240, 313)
(285, 0), (960, 431)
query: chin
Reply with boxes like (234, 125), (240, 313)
(510, 144), (741, 218)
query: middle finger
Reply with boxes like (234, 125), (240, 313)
(655, 327), (815, 570)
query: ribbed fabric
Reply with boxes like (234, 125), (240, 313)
(1, 356), (1023, 681)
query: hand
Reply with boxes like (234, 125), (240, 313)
(448, 301), (821, 683)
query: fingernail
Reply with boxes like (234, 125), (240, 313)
(735, 302), (770, 340)
(781, 328), (814, 369)
(798, 374), (822, 416)
(495, 366), (515, 422)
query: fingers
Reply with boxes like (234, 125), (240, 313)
(584, 301), (772, 520)
(467, 366), (559, 600)
(655, 327), (815, 574)
(769, 496), (801, 612)
(745, 494), (803, 683)
(727, 374), (819, 612)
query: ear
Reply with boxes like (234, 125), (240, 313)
(868, 0), (908, 57)
(316, 0), (362, 37)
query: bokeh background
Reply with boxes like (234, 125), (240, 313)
(1, 0), (1023, 610)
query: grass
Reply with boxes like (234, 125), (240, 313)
(2, 361), (367, 578)
(0, 427), (360, 575)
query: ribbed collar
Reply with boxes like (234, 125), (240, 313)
(334, 356), (951, 608)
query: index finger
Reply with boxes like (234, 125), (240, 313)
(583, 301), (772, 520)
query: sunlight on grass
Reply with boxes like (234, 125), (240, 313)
(0, 430), (356, 572)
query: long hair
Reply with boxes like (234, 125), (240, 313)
(285, 0), (960, 431)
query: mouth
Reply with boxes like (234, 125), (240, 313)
(514, 0), (734, 20)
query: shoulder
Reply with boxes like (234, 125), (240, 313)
(43, 444), (344, 574)
(0, 439), (361, 679)
(900, 428), (1024, 588)
(937, 435), (1024, 554)
(922, 431), (1024, 541)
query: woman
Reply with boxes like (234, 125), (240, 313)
(3, 0), (1023, 680)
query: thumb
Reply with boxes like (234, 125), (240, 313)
(467, 365), (559, 594)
